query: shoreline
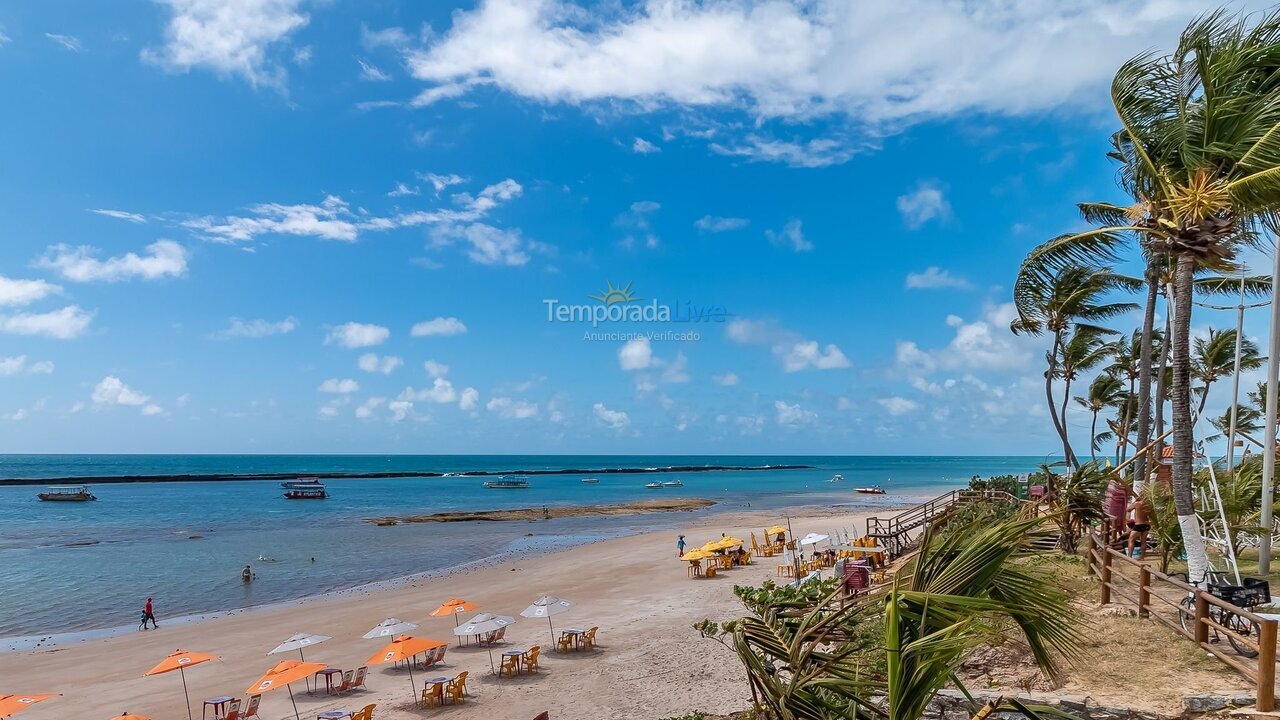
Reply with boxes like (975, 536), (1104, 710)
(0, 463), (814, 485)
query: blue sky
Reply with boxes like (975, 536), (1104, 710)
(0, 0), (1270, 455)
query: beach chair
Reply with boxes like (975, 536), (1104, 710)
(420, 646), (438, 667)
(480, 630), (497, 646)
(222, 698), (242, 720)
(704, 565), (717, 578)
(421, 681), (445, 708)
(523, 645), (541, 673)
(352, 666), (368, 691)
(351, 703), (376, 720)
(583, 627), (598, 650)
(447, 671), (469, 703)
(556, 632), (574, 652)
(241, 694), (261, 719)
(435, 646), (447, 666)
(333, 670), (354, 695)
(500, 654), (520, 677)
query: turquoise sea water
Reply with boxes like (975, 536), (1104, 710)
(0, 455), (1040, 640)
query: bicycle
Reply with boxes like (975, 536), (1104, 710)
(1176, 572), (1269, 658)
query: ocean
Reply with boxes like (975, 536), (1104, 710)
(0, 455), (1040, 642)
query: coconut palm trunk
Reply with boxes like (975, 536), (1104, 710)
(1134, 263), (1159, 491)
(1171, 254), (1209, 583)
(1045, 333), (1074, 466)
(1155, 291), (1173, 439)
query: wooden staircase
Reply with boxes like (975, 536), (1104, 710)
(865, 489), (1024, 558)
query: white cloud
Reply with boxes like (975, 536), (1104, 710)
(726, 318), (849, 373)
(459, 387), (480, 411)
(615, 200), (661, 249)
(0, 27), (10, 46)
(632, 137), (660, 154)
(775, 400), (817, 427)
(358, 58), (391, 81)
(423, 360), (449, 378)
(430, 223), (536, 266)
(897, 181), (951, 229)
(0, 356), (54, 376)
(358, 353), (403, 374)
(143, 0), (309, 90)
(92, 376), (150, 407)
(319, 402), (341, 418)
(216, 316), (297, 339)
(694, 216), (749, 233)
(897, 303), (1035, 373)
(45, 33), (82, 52)
(38, 240), (188, 282)
(4, 409), (27, 422)
(905, 266), (971, 290)
(318, 378), (359, 394)
(878, 396), (920, 416)
(90, 208), (147, 224)
(292, 45), (312, 66)
(713, 372), (739, 386)
(411, 317), (467, 337)
(406, 0), (1196, 161)
(420, 172), (467, 194)
(355, 396), (386, 419)
(410, 80), (480, 107)
(400, 377), (459, 403)
(0, 276), (61, 307)
(618, 337), (653, 370)
(710, 136), (859, 168)
(186, 195), (359, 243)
(362, 25), (411, 50)
(388, 182), (419, 197)
(326, 322), (390, 348)
(487, 396), (538, 419)
(387, 399), (413, 421)
(765, 219), (812, 252)
(0, 306), (93, 340)
(141, 404), (165, 416)
(593, 402), (630, 430)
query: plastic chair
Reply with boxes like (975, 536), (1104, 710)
(421, 681), (444, 708)
(222, 698), (241, 720)
(583, 627), (598, 650)
(523, 645), (541, 673)
(556, 632), (573, 652)
(447, 671), (469, 703)
(350, 703), (376, 720)
(351, 666), (367, 691)
(334, 670), (353, 695)
(500, 654), (520, 677)
(242, 694), (261, 719)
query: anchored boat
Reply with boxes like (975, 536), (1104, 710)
(580, 477), (600, 484)
(661, 479), (683, 487)
(855, 486), (886, 495)
(644, 482), (663, 489)
(484, 476), (532, 489)
(38, 485), (97, 502)
(829, 474), (844, 483)
(282, 478), (328, 499)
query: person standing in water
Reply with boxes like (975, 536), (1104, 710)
(142, 597), (158, 629)
(242, 565), (254, 583)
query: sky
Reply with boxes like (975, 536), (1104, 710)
(0, 0), (1274, 455)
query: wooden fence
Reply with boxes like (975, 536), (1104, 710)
(1086, 533), (1277, 710)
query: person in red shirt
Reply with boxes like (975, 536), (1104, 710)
(142, 597), (158, 629)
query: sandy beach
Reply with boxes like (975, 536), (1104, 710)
(1, 506), (884, 720)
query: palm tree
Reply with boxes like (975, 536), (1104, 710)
(1012, 266), (1138, 467)
(1076, 373), (1127, 461)
(1192, 327), (1264, 416)
(729, 515), (1079, 720)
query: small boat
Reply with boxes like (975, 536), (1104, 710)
(661, 479), (683, 487)
(829, 474), (844, 483)
(580, 477), (600, 484)
(38, 485), (97, 502)
(855, 486), (886, 495)
(644, 482), (663, 489)
(485, 477), (531, 489)
(283, 479), (328, 499)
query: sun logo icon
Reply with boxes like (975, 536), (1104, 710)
(589, 280), (640, 305)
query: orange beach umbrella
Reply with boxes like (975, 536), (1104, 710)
(431, 598), (478, 625)
(144, 649), (217, 720)
(246, 659), (327, 720)
(109, 715), (151, 720)
(368, 635), (446, 701)
(0, 694), (55, 718)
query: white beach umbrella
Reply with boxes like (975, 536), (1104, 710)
(519, 595), (574, 643)
(798, 533), (830, 547)
(453, 613), (516, 673)
(268, 633), (332, 660)
(362, 618), (418, 640)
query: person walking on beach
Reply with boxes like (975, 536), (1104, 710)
(676, 535), (686, 558)
(142, 597), (158, 629)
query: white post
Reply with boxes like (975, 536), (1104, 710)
(1260, 239), (1280, 575)
(1228, 277), (1246, 474)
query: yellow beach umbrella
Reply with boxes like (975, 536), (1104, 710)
(680, 549), (712, 561)
(766, 525), (787, 536)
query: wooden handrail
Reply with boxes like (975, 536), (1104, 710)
(1087, 532), (1277, 711)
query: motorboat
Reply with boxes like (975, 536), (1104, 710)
(38, 485), (97, 502)
(661, 479), (683, 487)
(644, 482), (663, 489)
(855, 486), (886, 495)
(485, 477), (532, 489)
(580, 477), (600, 484)
(829, 474), (844, 483)
(283, 478), (328, 499)
(280, 476), (323, 489)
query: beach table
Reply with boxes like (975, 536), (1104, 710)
(501, 648), (529, 676)
(317, 712), (351, 720)
(421, 676), (451, 707)
(202, 696), (233, 720)
(560, 628), (585, 650)
(315, 668), (343, 695)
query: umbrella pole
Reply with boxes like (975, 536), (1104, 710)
(299, 649), (311, 693)
(455, 615), (462, 646)
(288, 685), (301, 720)
(408, 662), (417, 705)
(180, 667), (193, 720)
(547, 616), (555, 645)
(487, 646), (495, 674)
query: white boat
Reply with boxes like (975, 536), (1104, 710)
(485, 477), (531, 489)
(661, 479), (683, 487)
(281, 477), (323, 489)
(644, 482), (663, 489)
(855, 486), (886, 495)
(580, 477), (600, 484)
(38, 485), (97, 502)
(829, 474), (844, 483)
